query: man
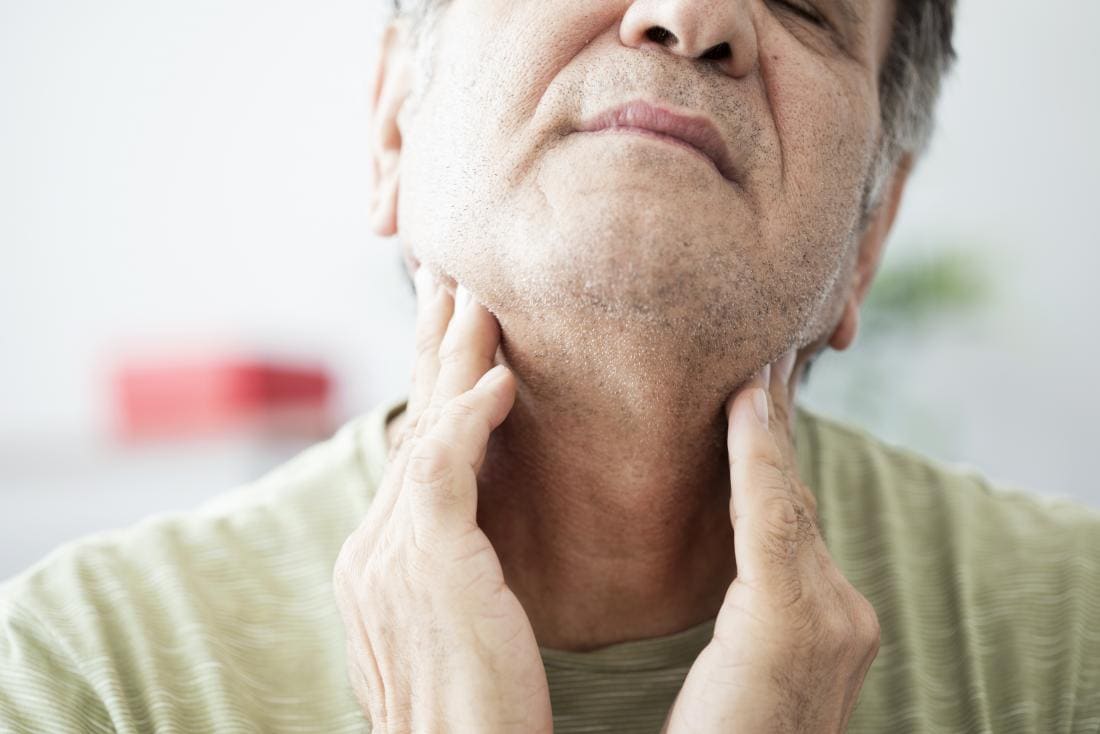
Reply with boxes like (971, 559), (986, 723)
(1, 0), (1097, 731)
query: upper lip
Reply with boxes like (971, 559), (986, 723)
(577, 100), (737, 183)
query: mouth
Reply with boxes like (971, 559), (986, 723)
(575, 100), (738, 184)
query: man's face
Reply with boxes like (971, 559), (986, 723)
(383, 0), (900, 390)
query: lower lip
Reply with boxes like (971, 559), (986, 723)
(575, 126), (725, 179)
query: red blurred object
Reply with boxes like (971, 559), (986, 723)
(112, 356), (333, 441)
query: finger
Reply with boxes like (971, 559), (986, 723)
(766, 348), (799, 468)
(367, 268), (452, 530)
(403, 364), (516, 539)
(725, 370), (821, 592)
(358, 425), (421, 543)
(766, 348), (819, 523)
(769, 348), (797, 431)
(407, 266), (453, 424)
(343, 624), (385, 722)
(417, 283), (502, 436)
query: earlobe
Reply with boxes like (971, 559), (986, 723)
(369, 20), (414, 238)
(828, 299), (860, 351)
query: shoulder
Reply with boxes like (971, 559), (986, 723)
(1, 401), (377, 616)
(795, 406), (1100, 732)
(795, 403), (1100, 547)
(0, 395), (404, 733)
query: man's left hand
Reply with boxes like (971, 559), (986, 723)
(662, 349), (881, 733)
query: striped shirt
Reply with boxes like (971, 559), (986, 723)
(1, 396), (1098, 733)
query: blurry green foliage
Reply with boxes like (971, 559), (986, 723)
(801, 244), (995, 456)
(861, 248), (991, 339)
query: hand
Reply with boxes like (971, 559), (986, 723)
(333, 268), (552, 734)
(662, 351), (881, 733)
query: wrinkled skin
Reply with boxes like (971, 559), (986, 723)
(347, 0), (915, 730)
(375, 0), (907, 399)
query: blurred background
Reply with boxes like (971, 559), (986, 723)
(2, 0), (1098, 582)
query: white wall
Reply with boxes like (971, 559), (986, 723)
(1, 0), (1097, 578)
(0, 0), (411, 446)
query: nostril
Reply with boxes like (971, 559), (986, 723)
(699, 42), (731, 61)
(645, 26), (677, 46)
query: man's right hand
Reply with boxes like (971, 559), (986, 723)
(333, 267), (552, 734)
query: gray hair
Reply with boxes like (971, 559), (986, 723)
(388, 0), (957, 214)
(865, 0), (957, 213)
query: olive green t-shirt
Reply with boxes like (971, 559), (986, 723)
(1, 396), (1098, 733)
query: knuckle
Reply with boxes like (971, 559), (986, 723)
(398, 421), (419, 446)
(854, 595), (882, 646)
(761, 494), (799, 529)
(404, 437), (455, 487)
(760, 495), (818, 552)
(823, 593), (880, 661)
(404, 531), (450, 581)
(414, 324), (442, 359)
(400, 421), (420, 450)
(433, 396), (493, 449)
(827, 610), (856, 649)
(413, 407), (437, 437)
(793, 604), (849, 654)
(333, 536), (361, 590)
(772, 572), (807, 611)
(437, 336), (474, 368)
(333, 550), (371, 617)
(442, 394), (479, 422)
(362, 550), (395, 592)
(387, 423), (417, 463)
(758, 495), (814, 552)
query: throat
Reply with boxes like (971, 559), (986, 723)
(470, 386), (738, 651)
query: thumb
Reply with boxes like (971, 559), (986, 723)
(725, 368), (814, 591)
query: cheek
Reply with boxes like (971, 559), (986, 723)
(409, 0), (606, 157)
(398, 0), (623, 275)
(395, 13), (511, 264)
(764, 45), (877, 215)
(397, 3), (583, 227)
(745, 43), (879, 340)
(758, 47), (877, 270)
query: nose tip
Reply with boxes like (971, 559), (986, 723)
(620, 0), (757, 77)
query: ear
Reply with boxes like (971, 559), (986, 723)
(828, 152), (913, 351)
(369, 19), (415, 237)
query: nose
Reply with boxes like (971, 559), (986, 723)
(620, 0), (758, 78)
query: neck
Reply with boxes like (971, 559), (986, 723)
(388, 309), (782, 651)
(476, 385), (736, 651)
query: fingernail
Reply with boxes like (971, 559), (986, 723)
(778, 349), (797, 385)
(414, 267), (432, 297)
(751, 387), (769, 427)
(760, 363), (772, 387)
(455, 284), (471, 311)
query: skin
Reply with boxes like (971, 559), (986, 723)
(374, 0), (908, 646)
(336, 275), (878, 732)
(337, 0), (914, 728)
